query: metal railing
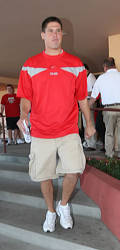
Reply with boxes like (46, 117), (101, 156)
(91, 107), (120, 112)
(0, 115), (6, 153)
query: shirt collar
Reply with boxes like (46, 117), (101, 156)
(106, 68), (117, 73)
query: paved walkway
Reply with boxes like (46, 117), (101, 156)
(0, 142), (30, 157)
(0, 141), (120, 249)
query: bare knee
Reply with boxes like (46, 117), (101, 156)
(40, 179), (53, 190)
(65, 173), (78, 182)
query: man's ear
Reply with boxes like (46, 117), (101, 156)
(41, 32), (45, 40)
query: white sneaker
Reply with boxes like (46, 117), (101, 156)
(96, 140), (103, 146)
(56, 201), (73, 229)
(82, 141), (88, 148)
(17, 139), (25, 144)
(7, 140), (13, 145)
(43, 210), (56, 233)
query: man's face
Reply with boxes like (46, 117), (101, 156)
(7, 86), (14, 94)
(103, 65), (107, 72)
(41, 22), (63, 51)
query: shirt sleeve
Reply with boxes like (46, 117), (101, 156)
(1, 95), (6, 105)
(91, 80), (100, 99)
(87, 73), (96, 92)
(16, 95), (20, 105)
(17, 67), (33, 102)
(75, 67), (88, 100)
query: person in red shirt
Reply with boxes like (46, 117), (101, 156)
(17, 16), (95, 232)
(1, 84), (21, 144)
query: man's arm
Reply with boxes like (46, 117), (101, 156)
(17, 98), (31, 132)
(1, 104), (5, 116)
(87, 91), (92, 97)
(78, 98), (96, 139)
(89, 97), (96, 107)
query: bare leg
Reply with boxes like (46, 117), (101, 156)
(14, 129), (19, 142)
(17, 129), (23, 139)
(40, 179), (55, 212)
(61, 173), (78, 205)
(8, 129), (12, 141)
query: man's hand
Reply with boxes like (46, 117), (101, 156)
(79, 98), (96, 139)
(85, 123), (96, 139)
(17, 98), (31, 133)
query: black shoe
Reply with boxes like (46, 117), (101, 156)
(100, 148), (105, 152)
(84, 147), (96, 151)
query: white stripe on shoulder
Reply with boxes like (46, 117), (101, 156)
(22, 66), (47, 77)
(61, 66), (85, 77)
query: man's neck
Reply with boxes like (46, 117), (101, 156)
(105, 66), (116, 72)
(45, 48), (63, 55)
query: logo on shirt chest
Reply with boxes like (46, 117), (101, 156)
(8, 97), (15, 104)
(49, 65), (58, 76)
(50, 72), (58, 76)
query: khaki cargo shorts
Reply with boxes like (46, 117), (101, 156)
(29, 133), (86, 182)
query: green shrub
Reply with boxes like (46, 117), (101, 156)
(87, 158), (120, 180)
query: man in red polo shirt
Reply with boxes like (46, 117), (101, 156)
(17, 16), (95, 232)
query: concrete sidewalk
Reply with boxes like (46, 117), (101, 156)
(0, 142), (30, 157)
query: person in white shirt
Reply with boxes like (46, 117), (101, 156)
(89, 57), (120, 158)
(82, 64), (97, 150)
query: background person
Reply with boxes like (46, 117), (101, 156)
(82, 64), (97, 150)
(1, 84), (24, 145)
(17, 16), (95, 233)
(89, 57), (120, 158)
(95, 94), (105, 151)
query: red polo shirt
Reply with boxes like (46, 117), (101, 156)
(17, 50), (87, 138)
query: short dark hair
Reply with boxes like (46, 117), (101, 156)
(42, 16), (63, 32)
(6, 84), (14, 89)
(103, 57), (115, 68)
(84, 64), (89, 71)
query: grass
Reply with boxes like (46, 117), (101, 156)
(87, 158), (120, 180)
